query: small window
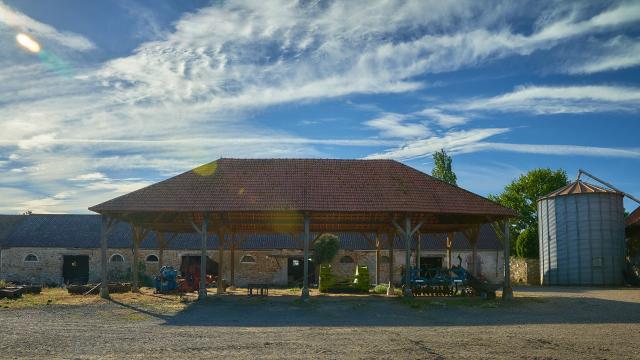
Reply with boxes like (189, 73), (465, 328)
(110, 254), (125, 263)
(24, 254), (39, 262)
(146, 254), (159, 262)
(240, 255), (256, 264)
(380, 256), (390, 264)
(340, 255), (354, 264)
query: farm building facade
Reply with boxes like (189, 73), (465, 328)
(0, 214), (505, 287)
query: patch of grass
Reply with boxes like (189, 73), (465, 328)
(287, 287), (301, 293)
(0, 287), (191, 313)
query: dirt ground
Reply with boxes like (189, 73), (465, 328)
(1, 286), (639, 359)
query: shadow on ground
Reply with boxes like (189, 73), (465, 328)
(109, 287), (640, 328)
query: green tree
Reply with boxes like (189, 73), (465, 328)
(431, 149), (457, 186)
(313, 233), (340, 265)
(515, 227), (539, 258)
(490, 168), (568, 257)
(313, 234), (340, 291)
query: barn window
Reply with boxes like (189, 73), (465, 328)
(110, 254), (125, 263)
(146, 254), (159, 262)
(240, 255), (256, 264)
(340, 255), (354, 264)
(24, 254), (39, 262)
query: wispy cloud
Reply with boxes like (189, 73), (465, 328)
(455, 85), (640, 114)
(567, 36), (640, 74)
(456, 142), (640, 158)
(364, 113), (430, 138)
(365, 128), (510, 160)
(0, 1), (95, 51)
(1, 1), (639, 213)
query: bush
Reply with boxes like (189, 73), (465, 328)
(124, 261), (154, 287)
(516, 227), (539, 258)
(318, 264), (335, 293)
(372, 284), (388, 294)
(353, 265), (370, 291)
(0, 280), (7, 288)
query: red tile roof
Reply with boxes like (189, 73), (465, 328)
(90, 158), (515, 216)
(627, 207), (640, 228)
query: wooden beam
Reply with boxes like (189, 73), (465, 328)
(198, 217), (208, 300)
(386, 229), (395, 296)
(100, 216), (117, 299)
(217, 228), (225, 295)
(463, 225), (480, 276)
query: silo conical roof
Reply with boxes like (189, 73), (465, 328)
(539, 180), (622, 200)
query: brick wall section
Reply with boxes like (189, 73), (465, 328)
(509, 257), (540, 285)
(1, 247), (505, 286)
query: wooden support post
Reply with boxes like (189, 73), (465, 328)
(100, 216), (115, 299)
(230, 235), (236, 291)
(375, 232), (381, 285)
(386, 230), (395, 296)
(446, 232), (454, 269)
(416, 230), (421, 275)
(217, 228), (225, 295)
(502, 220), (513, 300)
(157, 232), (166, 269)
(131, 225), (142, 292)
(199, 217), (208, 300)
(301, 213), (310, 297)
(463, 226), (480, 277)
(403, 216), (412, 296)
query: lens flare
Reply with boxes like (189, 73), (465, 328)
(16, 33), (41, 53)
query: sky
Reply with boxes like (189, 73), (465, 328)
(0, 0), (639, 214)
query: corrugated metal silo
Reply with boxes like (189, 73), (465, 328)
(538, 180), (625, 285)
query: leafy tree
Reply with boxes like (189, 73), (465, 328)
(515, 227), (539, 258)
(313, 233), (340, 265)
(313, 234), (340, 291)
(431, 149), (457, 186)
(490, 168), (568, 257)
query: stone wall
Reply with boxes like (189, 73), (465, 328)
(509, 256), (540, 285)
(0, 247), (505, 286)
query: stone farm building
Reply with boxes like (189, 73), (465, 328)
(0, 214), (505, 287)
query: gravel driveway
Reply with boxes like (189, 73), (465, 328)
(1, 287), (639, 359)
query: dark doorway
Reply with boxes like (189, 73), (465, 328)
(180, 256), (218, 277)
(63, 255), (90, 285)
(420, 256), (443, 277)
(287, 257), (315, 286)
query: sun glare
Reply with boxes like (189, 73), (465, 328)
(16, 33), (41, 53)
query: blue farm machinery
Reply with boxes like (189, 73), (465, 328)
(154, 266), (178, 293)
(409, 266), (500, 299)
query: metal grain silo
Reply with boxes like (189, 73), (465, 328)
(538, 180), (625, 285)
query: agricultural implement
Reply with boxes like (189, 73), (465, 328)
(409, 266), (500, 298)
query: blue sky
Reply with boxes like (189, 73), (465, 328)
(0, 0), (639, 214)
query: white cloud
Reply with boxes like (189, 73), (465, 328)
(364, 113), (430, 138)
(456, 85), (640, 114)
(70, 172), (107, 181)
(365, 128), (510, 160)
(567, 36), (640, 74)
(456, 142), (640, 158)
(1, 0), (640, 213)
(418, 109), (468, 127)
(0, 1), (95, 51)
